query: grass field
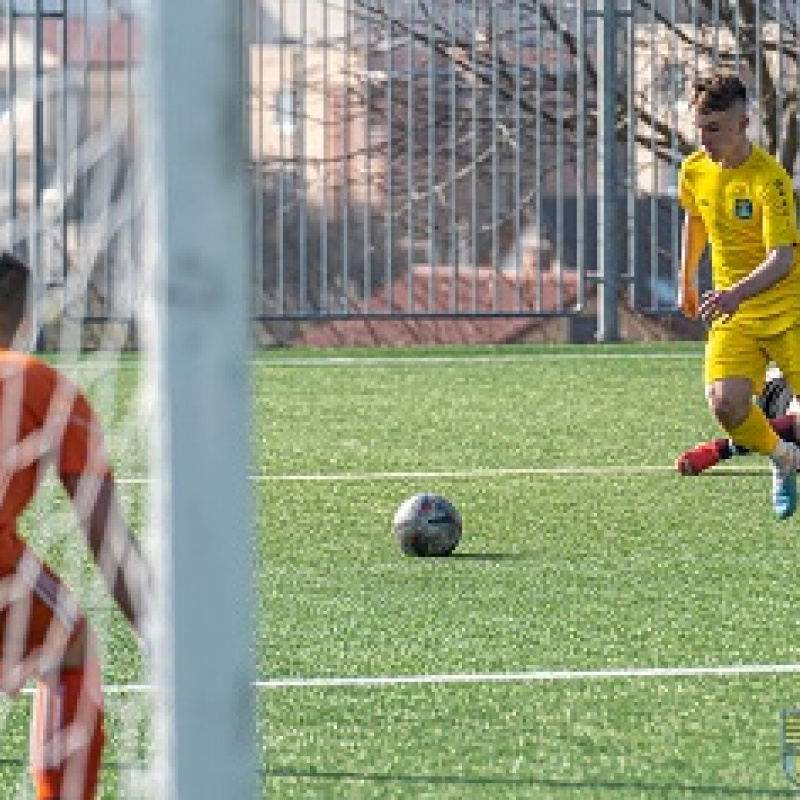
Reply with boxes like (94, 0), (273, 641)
(5, 342), (800, 798)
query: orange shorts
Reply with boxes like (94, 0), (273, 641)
(0, 542), (84, 694)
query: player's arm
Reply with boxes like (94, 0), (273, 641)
(61, 472), (151, 640)
(677, 166), (706, 319)
(679, 211), (707, 318)
(699, 245), (794, 322)
(730, 246), (793, 300)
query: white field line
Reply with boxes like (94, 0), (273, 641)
(116, 465), (670, 485)
(16, 663), (800, 696)
(55, 350), (702, 372)
(253, 663), (800, 688)
(115, 463), (771, 486)
(18, 683), (153, 696)
(245, 465), (673, 482)
(252, 352), (702, 368)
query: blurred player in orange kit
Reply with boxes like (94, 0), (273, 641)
(0, 251), (149, 799)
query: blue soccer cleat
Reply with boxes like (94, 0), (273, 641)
(772, 458), (798, 520)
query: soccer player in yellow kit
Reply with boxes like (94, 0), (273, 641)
(679, 73), (800, 519)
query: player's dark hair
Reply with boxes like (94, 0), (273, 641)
(692, 73), (748, 112)
(0, 251), (30, 338)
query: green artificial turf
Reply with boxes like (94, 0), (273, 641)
(6, 343), (800, 798)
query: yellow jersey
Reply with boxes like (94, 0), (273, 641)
(679, 144), (800, 329)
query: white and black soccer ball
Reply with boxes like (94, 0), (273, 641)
(392, 493), (462, 556)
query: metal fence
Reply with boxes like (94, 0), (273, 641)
(1, 1), (799, 341)
(0, 0), (140, 334)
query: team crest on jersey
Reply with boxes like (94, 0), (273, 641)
(733, 198), (754, 220)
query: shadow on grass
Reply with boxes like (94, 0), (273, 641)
(265, 767), (797, 797)
(448, 552), (529, 561)
(699, 467), (770, 477)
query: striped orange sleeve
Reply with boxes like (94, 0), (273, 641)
(56, 393), (112, 478)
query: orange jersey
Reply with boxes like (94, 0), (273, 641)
(0, 350), (110, 571)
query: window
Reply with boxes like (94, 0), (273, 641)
(274, 88), (296, 137)
(657, 61), (687, 103)
(12, 0), (66, 13)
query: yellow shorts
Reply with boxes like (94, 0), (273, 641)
(705, 316), (800, 393)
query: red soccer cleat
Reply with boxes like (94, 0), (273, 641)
(675, 440), (722, 476)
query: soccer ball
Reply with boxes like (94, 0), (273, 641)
(392, 493), (462, 556)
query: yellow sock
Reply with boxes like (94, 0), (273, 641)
(726, 406), (779, 456)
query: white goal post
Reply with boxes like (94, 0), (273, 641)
(143, 0), (255, 798)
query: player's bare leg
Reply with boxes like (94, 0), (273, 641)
(676, 370), (800, 473)
(715, 378), (799, 519)
(29, 614), (104, 800)
(676, 371), (800, 518)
